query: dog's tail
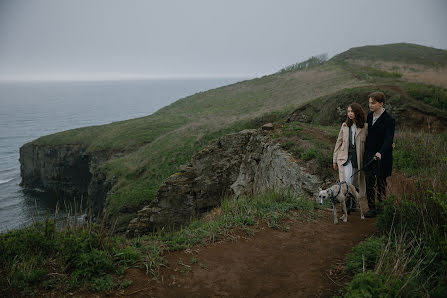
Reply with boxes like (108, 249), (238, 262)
(347, 183), (360, 200)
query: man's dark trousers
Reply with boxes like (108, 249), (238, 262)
(365, 168), (387, 211)
(363, 110), (395, 212)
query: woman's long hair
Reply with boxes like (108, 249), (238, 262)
(345, 103), (366, 128)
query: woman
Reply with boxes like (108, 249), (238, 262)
(333, 103), (368, 204)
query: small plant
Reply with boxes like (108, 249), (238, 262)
(344, 271), (402, 297)
(118, 279), (133, 289)
(190, 257), (199, 264)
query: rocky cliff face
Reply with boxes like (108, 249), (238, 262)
(19, 144), (111, 212)
(127, 128), (322, 236)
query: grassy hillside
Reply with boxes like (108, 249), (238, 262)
(331, 43), (447, 67)
(25, 43), (447, 228)
(331, 43), (447, 88)
(30, 63), (363, 227)
(288, 83), (447, 128)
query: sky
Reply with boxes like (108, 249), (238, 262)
(0, 0), (446, 82)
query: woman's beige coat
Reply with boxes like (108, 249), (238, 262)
(333, 122), (368, 198)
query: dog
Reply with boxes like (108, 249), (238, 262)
(317, 181), (364, 224)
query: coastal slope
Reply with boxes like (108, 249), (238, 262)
(19, 43), (447, 231)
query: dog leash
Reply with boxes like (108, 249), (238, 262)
(346, 157), (377, 180)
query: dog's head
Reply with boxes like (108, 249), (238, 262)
(317, 187), (329, 204)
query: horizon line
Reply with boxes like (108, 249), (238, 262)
(0, 73), (257, 83)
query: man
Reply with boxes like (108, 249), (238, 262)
(363, 91), (395, 218)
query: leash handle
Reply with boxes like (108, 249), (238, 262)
(347, 157), (376, 180)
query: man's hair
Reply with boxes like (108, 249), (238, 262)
(346, 103), (366, 128)
(368, 91), (386, 104)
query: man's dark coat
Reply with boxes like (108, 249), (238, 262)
(363, 110), (395, 177)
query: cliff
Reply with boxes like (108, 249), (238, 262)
(19, 144), (112, 212)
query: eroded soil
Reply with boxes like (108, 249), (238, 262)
(101, 205), (376, 298)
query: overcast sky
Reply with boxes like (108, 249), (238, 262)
(0, 0), (446, 82)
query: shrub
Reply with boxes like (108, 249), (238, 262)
(279, 54), (328, 72)
(345, 237), (384, 274)
(375, 196), (421, 234)
(89, 275), (114, 292)
(344, 271), (402, 297)
(72, 249), (113, 281)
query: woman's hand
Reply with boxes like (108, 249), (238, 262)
(333, 163), (338, 170)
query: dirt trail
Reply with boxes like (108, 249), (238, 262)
(108, 205), (376, 298)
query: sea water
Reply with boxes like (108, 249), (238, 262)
(0, 78), (245, 232)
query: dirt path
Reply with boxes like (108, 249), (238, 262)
(108, 206), (376, 298)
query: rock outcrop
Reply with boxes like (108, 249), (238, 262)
(127, 128), (321, 236)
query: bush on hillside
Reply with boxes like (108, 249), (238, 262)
(0, 219), (131, 295)
(279, 54), (328, 73)
(344, 271), (402, 298)
(344, 237), (384, 274)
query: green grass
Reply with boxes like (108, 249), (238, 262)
(143, 191), (317, 251)
(393, 131), (447, 186)
(288, 82), (447, 130)
(403, 82), (447, 110)
(273, 122), (337, 181)
(338, 62), (403, 81)
(0, 218), (123, 295)
(0, 191), (317, 296)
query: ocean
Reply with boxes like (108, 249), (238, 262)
(0, 78), (245, 232)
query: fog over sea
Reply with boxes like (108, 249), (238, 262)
(0, 78), (245, 232)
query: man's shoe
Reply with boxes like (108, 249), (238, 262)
(365, 210), (377, 218)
